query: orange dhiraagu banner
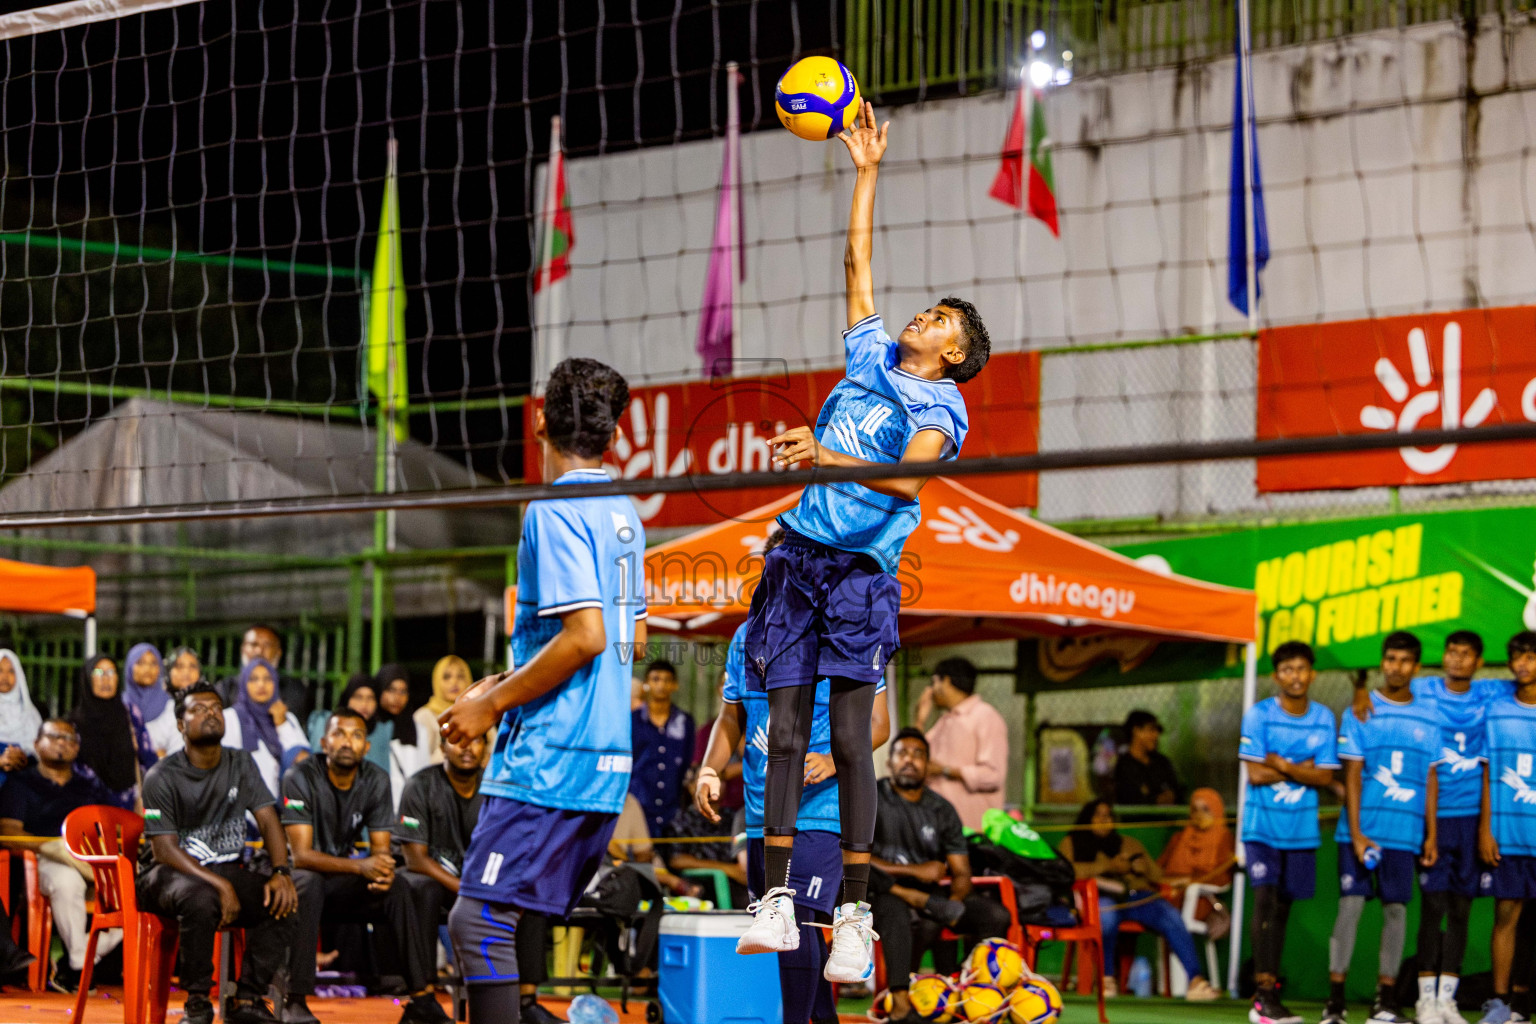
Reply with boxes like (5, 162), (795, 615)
(523, 351), (1040, 529)
(1257, 305), (1536, 491)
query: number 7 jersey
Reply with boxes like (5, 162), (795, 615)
(482, 467), (648, 815)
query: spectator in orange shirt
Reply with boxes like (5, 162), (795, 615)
(914, 658), (1008, 831)
(1158, 788), (1235, 924)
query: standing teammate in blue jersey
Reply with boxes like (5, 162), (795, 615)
(1239, 641), (1341, 1024)
(740, 101), (990, 984)
(1476, 631), (1536, 1024)
(697, 534), (891, 1024)
(1326, 631), (1442, 1024)
(1407, 631), (1512, 1024)
(438, 358), (647, 1024)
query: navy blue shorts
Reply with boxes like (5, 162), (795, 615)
(747, 831), (843, 916)
(1489, 854), (1536, 900)
(1337, 842), (1416, 904)
(1420, 816), (1485, 897)
(743, 530), (900, 690)
(458, 796), (617, 916)
(1245, 842), (1317, 901)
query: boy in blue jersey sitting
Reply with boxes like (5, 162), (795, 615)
(741, 101), (990, 984)
(439, 358), (647, 1024)
(1239, 641), (1341, 1024)
(1476, 630), (1536, 1024)
(1327, 631), (1442, 1024)
(697, 529), (892, 1024)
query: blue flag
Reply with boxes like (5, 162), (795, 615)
(1228, 34), (1269, 316)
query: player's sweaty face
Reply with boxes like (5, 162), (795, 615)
(1380, 648), (1419, 688)
(1441, 642), (1482, 682)
(897, 306), (963, 360)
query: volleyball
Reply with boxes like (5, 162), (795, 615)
(1008, 979), (1063, 1024)
(774, 56), (861, 141)
(968, 938), (1026, 990)
(956, 983), (1009, 1023)
(909, 975), (959, 1023)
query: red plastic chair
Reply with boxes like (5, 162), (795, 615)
(1114, 920), (1170, 996)
(64, 805), (160, 1024)
(1023, 878), (1108, 1024)
(0, 848), (54, 992)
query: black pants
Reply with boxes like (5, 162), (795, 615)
(292, 868), (442, 996)
(137, 863), (297, 999)
(869, 891), (1013, 990)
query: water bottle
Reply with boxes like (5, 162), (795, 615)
(570, 995), (620, 1024)
(1362, 845), (1381, 870)
(1127, 956), (1153, 997)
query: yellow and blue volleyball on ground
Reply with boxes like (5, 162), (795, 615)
(774, 56), (861, 140)
(968, 938), (1026, 990)
(909, 974), (959, 1023)
(1008, 977), (1064, 1024)
(955, 982), (1009, 1023)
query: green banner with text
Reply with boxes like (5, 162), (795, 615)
(1115, 507), (1536, 673)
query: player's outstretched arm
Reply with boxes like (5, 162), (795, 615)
(840, 100), (888, 329)
(439, 606), (606, 745)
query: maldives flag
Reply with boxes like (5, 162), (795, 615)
(989, 84), (1059, 237)
(534, 117), (573, 389)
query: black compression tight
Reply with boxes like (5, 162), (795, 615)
(1417, 889), (1473, 976)
(1252, 884), (1292, 979)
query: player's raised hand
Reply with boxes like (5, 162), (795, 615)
(837, 101), (888, 169)
(769, 425), (826, 468)
(695, 766), (722, 823)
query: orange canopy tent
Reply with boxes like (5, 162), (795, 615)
(642, 475), (1256, 645)
(0, 557), (96, 617)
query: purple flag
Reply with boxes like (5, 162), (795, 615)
(697, 64), (744, 377)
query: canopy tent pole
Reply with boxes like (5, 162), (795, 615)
(84, 614), (96, 656)
(1228, 639), (1259, 995)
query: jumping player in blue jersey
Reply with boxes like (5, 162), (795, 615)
(696, 532), (891, 1024)
(1476, 630), (1536, 1024)
(1327, 632), (1442, 1024)
(438, 358), (647, 1024)
(740, 101), (991, 984)
(1239, 641), (1341, 1024)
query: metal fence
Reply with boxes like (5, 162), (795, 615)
(845, 0), (1527, 97)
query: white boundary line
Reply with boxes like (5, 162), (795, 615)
(0, 0), (205, 42)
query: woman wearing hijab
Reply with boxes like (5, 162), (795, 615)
(122, 643), (178, 758)
(0, 650), (42, 775)
(70, 655), (156, 810)
(222, 657), (310, 798)
(163, 646), (205, 695)
(310, 674), (393, 773)
(414, 655), (472, 765)
(376, 664), (427, 808)
(1057, 799), (1219, 1001)
(1158, 788), (1235, 924)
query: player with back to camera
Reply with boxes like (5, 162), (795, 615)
(438, 357), (647, 1024)
(738, 100), (991, 984)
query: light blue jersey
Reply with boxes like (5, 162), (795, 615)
(777, 314), (969, 574)
(1239, 697), (1340, 850)
(1483, 691), (1536, 856)
(1412, 676), (1514, 818)
(482, 468), (647, 814)
(1334, 691), (1443, 852)
(721, 623), (884, 837)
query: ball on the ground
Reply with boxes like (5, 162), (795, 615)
(956, 983), (1009, 1023)
(968, 938), (1025, 990)
(1008, 978), (1063, 1024)
(774, 56), (861, 140)
(909, 974), (959, 1023)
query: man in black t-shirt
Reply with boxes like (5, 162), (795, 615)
(137, 683), (298, 1024)
(870, 728), (1011, 1024)
(283, 708), (449, 1024)
(1111, 710), (1183, 806)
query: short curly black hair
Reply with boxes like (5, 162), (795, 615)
(174, 680), (224, 719)
(542, 357), (630, 459)
(936, 295), (990, 383)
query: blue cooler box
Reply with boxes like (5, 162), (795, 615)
(657, 912), (783, 1024)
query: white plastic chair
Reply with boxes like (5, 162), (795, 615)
(1167, 882), (1230, 996)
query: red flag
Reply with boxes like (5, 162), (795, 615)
(989, 85), (1060, 237)
(534, 130), (573, 293)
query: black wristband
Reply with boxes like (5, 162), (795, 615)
(271, 865), (292, 876)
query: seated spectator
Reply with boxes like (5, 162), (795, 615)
(136, 683), (298, 1024)
(1058, 799), (1218, 1001)
(0, 650), (42, 777)
(662, 765), (748, 908)
(0, 718), (121, 993)
(124, 643), (178, 758)
(159, 647), (206, 756)
(283, 709), (450, 1024)
(218, 625), (314, 725)
(1157, 788), (1235, 924)
(1112, 710), (1182, 806)
(914, 657), (1008, 831)
(414, 656), (472, 765)
(871, 728), (1013, 1024)
(223, 658), (310, 798)
(377, 664), (429, 807)
(630, 660), (695, 836)
(71, 655), (157, 809)
(310, 674), (393, 775)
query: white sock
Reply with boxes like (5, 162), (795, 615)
(1438, 976), (1459, 1002)
(1420, 976), (1438, 1000)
